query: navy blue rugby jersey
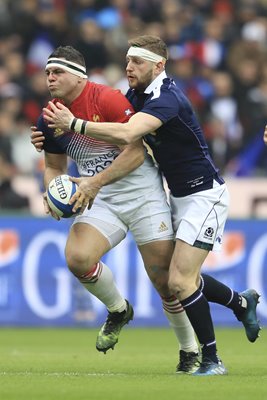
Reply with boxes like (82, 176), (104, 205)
(126, 71), (224, 197)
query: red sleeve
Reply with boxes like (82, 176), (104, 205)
(98, 88), (135, 123)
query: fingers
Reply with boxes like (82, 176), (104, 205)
(69, 190), (91, 213)
(43, 107), (54, 122)
(43, 192), (60, 220)
(48, 101), (58, 112)
(43, 192), (51, 215)
(33, 143), (43, 152)
(71, 197), (84, 213)
(31, 129), (44, 152)
(55, 102), (66, 110)
(87, 198), (94, 210)
(42, 102), (73, 130)
(69, 176), (80, 184)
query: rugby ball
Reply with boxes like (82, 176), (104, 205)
(47, 174), (80, 218)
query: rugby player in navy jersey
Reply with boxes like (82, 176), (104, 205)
(32, 45), (202, 374)
(43, 37), (261, 376)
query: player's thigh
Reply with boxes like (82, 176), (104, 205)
(138, 239), (174, 270)
(128, 189), (174, 246)
(66, 222), (111, 267)
(138, 240), (174, 296)
(66, 200), (128, 268)
(170, 182), (229, 251)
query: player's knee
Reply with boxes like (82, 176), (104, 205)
(152, 278), (170, 297)
(65, 247), (91, 275)
(168, 270), (188, 296)
(146, 265), (171, 296)
(168, 278), (182, 296)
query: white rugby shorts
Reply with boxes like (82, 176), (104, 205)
(170, 181), (229, 251)
(73, 188), (174, 247)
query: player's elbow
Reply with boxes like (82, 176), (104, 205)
(121, 137), (132, 145)
(116, 136), (130, 145)
(117, 125), (137, 145)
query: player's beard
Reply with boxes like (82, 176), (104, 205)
(49, 88), (63, 98)
(128, 68), (154, 92)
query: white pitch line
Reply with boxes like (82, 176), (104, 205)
(0, 371), (127, 377)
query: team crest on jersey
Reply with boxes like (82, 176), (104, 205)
(54, 128), (64, 137)
(204, 227), (214, 239)
(92, 114), (100, 122)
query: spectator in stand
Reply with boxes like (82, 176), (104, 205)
(207, 71), (243, 171)
(72, 17), (110, 72)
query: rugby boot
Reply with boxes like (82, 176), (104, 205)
(176, 350), (200, 374)
(96, 300), (134, 353)
(239, 289), (261, 342)
(193, 357), (227, 376)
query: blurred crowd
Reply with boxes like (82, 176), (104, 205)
(1, 0), (267, 214)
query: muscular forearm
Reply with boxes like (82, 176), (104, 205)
(44, 165), (67, 189)
(91, 144), (145, 188)
(71, 117), (131, 145)
(44, 152), (68, 189)
(44, 168), (63, 189)
(70, 112), (162, 146)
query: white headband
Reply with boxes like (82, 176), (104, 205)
(45, 58), (88, 79)
(127, 46), (166, 63)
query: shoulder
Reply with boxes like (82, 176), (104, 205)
(88, 81), (130, 105)
(98, 83), (127, 101)
(156, 77), (190, 107)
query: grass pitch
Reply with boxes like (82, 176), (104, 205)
(0, 327), (266, 400)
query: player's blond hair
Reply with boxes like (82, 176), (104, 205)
(128, 35), (168, 61)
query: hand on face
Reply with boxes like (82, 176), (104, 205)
(43, 101), (74, 131)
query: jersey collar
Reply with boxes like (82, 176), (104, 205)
(144, 71), (167, 95)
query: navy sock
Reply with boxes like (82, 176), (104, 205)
(180, 289), (218, 362)
(200, 274), (245, 319)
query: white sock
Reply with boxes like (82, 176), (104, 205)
(162, 296), (199, 353)
(79, 261), (126, 313)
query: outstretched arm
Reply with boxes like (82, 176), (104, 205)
(43, 101), (163, 145)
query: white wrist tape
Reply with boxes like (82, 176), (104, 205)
(69, 117), (87, 135)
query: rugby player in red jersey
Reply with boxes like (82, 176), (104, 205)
(31, 45), (200, 373)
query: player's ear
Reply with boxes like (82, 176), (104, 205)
(155, 61), (163, 74)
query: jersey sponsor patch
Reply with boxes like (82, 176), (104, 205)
(78, 151), (118, 176)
